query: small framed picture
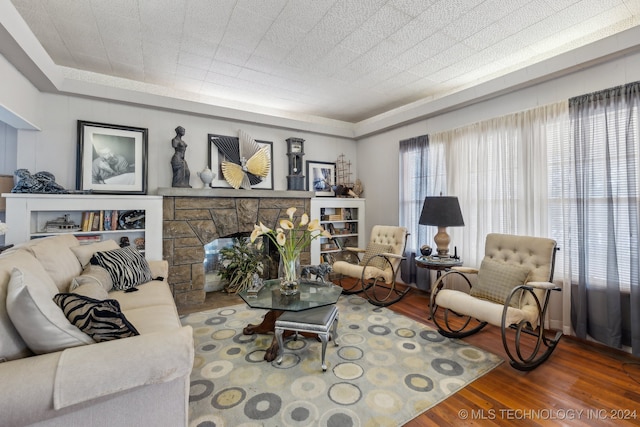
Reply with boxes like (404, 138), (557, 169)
(306, 161), (335, 197)
(208, 134), (273, 190)
(76, 121), (148, 194)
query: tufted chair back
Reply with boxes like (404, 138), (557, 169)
(483, 233), (557, 283)
(369, 225), (407, 257)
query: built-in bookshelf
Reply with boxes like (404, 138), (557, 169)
(2, 194), (163, 260)
(310, 198), (365, 265)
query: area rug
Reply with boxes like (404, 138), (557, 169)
(181, 296), (502, 427)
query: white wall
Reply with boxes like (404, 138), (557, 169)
(0, 121), (17, 174)
(15, 93), (356, 193)
(0, 53), (40, 130)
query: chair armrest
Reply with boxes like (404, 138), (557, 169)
(452, 266), (478, 274)
(344, 247), (365, 253)
(525, 281), (561, 291)
(380, 252), (405, 260)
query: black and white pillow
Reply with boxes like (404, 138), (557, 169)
(53, 293), (139, 342)
(90, 246), (152, 291)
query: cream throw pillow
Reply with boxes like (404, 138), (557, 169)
(471, 259), (530, 307)
(69, 281), (109, 300)
(70, 264), (114, 292)
(359, 242), (392, 270)
(70, 239), (120, 267)
(6, 268), (94, 354)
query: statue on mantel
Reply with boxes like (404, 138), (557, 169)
(171, 126), (192, 188)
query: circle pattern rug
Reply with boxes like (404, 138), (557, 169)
(181, 296), (502, 426)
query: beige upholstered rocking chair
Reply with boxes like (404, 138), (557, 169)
(430, 233), (562, 371)
(332, 225), (409, 306)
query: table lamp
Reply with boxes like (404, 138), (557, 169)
(419, 196), (464, 257)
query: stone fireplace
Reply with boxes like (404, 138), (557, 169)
(158, 188), (313, 310)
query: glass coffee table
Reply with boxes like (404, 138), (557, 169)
(238, 279), (342, 361)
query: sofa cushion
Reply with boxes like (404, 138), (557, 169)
(53, 293), (139, 342)
(22, 234), (83, 292)
(90, 246), (152, 291)
(122, 304), (181, 335)
(359, 242), (392, 270)
(111, 280), (175, 311)
(6, 268), (94, 354)
(70, 264), (114, 293)
(471, 258), (530, 307)
(70, 239), (120, 267)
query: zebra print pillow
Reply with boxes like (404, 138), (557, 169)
(90, 246), (152, 291)
(53, 293), (139, 342)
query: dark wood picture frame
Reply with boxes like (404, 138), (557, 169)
(77, 120), (148, 194)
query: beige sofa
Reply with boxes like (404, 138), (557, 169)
(0, 234), (194, 427)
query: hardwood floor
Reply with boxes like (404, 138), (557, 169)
(386, 286), (640, 427)
(180, 282), (640, 426)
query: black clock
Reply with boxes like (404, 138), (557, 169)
(286, 137), (305, 190)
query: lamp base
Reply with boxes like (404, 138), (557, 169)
(434, 227), (450, 257)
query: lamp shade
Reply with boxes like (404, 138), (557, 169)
(419, 196), (465, 227)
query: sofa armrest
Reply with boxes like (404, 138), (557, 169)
(148, 259), (169, 279)
(54, 325), (193, 409)
(0, 326), (193, 426)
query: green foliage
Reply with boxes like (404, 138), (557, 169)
(218, 237), (264, 294)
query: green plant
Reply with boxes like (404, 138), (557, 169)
(218, 237), (265, 294)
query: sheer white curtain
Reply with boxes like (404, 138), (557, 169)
(429, 102), (567, 267)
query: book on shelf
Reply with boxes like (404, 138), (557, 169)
(76, 234), (101, 245)
(91, 211), (101, 231)
(103, 210), (112, 231)
(79, 210), (120, 232)
(81, 211), (91, 231)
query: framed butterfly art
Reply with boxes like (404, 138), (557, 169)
(208, 131), (273, 190)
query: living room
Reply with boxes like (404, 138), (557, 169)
(1, 1), (640, 426)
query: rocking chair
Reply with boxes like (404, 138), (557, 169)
(429, 233), (562, 371)
(332, 225), (409, 306)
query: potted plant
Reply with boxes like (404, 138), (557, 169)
(218, 237), (265, 294)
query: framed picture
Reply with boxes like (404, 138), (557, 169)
(306, 161), (335, 196)
(208, 134), (273, 190)
(77, 121), (148, 194)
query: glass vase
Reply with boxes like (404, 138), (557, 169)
(278, 255), (300, 295)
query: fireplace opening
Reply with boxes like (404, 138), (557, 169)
(203, 233), (278, 292)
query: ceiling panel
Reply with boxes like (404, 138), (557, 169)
(8, 0), (640, 123)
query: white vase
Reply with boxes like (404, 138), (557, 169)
(197, 167), (215, 187)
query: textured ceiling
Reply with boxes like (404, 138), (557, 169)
(9, 0), (640, 123)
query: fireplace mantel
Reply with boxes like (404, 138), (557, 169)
(157, 187), (313, 199)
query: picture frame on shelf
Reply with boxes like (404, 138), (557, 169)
(207, 134), (274, 190)
(76, 120), (148, 194)
(306, 161), (335, 197)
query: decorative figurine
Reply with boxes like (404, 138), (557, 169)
(119, 236), (130, 248)
(12, 169), (68, 194)
(300, 263), (333, 283)
(171, 126), (191, 188)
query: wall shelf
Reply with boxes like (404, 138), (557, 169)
(2, 193), (163, 260)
